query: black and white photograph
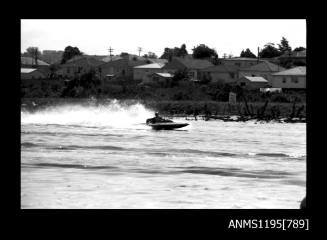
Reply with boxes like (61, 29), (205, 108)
(20, 19), (306, 209)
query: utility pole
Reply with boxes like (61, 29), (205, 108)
(257, 47), (260, 64)
(138, 47), (142, 57)
(108, 46), (114, 61)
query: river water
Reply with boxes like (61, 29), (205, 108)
(21, 100), (306, 209)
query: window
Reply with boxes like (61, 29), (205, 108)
(235, 63), (241, 67)
(291, 76), (298, 83)
(282, 77), (287, 83)
(240, 82), (246, 86)
(229, 73), (235, 79)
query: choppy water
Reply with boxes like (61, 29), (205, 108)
(21, 101), (306, 209)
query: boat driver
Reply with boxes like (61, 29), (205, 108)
(146, 112), (168, 124)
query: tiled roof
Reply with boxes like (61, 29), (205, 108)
(241, 76), (268, 82)
(272, 66), (306, 76)
(202, 64), (240, 72)
(21, 57), (50, 66)
(65, 56), (104, 66)
(280, 50), (306, 58)
(101, 54), (146, 62)
(21, 68), (37, 73)
(147, 58), (168, 64)
(221, 57), (260, 61)
(174, 57), (214, 69)
(242, 61), (285, 72)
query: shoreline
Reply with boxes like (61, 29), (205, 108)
(21, 98), (306, 123)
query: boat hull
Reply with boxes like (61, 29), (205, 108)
(148, 123), (189, 130)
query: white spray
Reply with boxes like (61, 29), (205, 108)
(21, 99), (154, 128)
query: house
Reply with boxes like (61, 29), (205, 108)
(133, 63), (166, 82)
(146, 58), (168, 65)
(278, 50), (306, 65)
(99, 54), (149, 81)
(238, 61), (285, 85)
(236, 76), (270, 89)
(148, 72), (174, 87)
(21, 56), (51, 77)
(161, 57), (213, 80)
(21, 68), (46, 80)
(101, 54), (147, 63)
(271, 66), (306, 89)
(55, 56), (104, 79)
(220, 57), (264, 68)
(199, 64), (241, 83)
(21, 56), (50, 67)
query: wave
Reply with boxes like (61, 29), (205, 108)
(254, 152), (306, 158)
(21, 99), (154, 128)
(166, 148), (237, 157)
(21, 142), (39, 148)
(23, 163), (119, 170)
(21, 142), (126, 151)
(21, 131), (125, 138)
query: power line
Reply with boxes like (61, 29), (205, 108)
(138, 47), (142, 56)
(108, 46), (114, 61)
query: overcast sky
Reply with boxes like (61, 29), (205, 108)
(21, 19), (306, 57)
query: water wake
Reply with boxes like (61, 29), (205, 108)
(21, 99), (154, 128)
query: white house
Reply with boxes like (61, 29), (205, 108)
(21, 68), (46, 80)
(133, 63), (166, 82)
(271, 66), (306, 89)
(236, 76), (270, 88)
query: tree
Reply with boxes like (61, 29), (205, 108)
(143, 52), (158, 59)
(240, 48), (256, 58)
(120, 52), (129, 57)
(293, 47), (306, 52)
(26, 47), (41, 66)
(178, 44), (188, 57)
(160, 44), (188, 60)
(160, 48), (174, 60)
(148, 52), (158, 58)
(259, 43), (281, 58)
(171, 69), (189, 87)
(61, 46), (83, 64)
(192, 44), (218, 59)
(278, 37), (292, 54)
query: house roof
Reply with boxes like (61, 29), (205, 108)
(21, 57), (50, 66)
(64, 56), (104, 66)
(241, 61), (285, 72)
(134, 63), (165, 69)
(21, 68), (38, 73)
(202, 64), (240, 73)
(101, 54), (147, 62)
(272, 66), (306, 76)
(153, 72), (174, 78)
(240, 76), (268, 83)
(147, 58), (168, 64)
(164, 57), (214, 70)
(279, 50), (306, 58)
(220, 57), (260, 61)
